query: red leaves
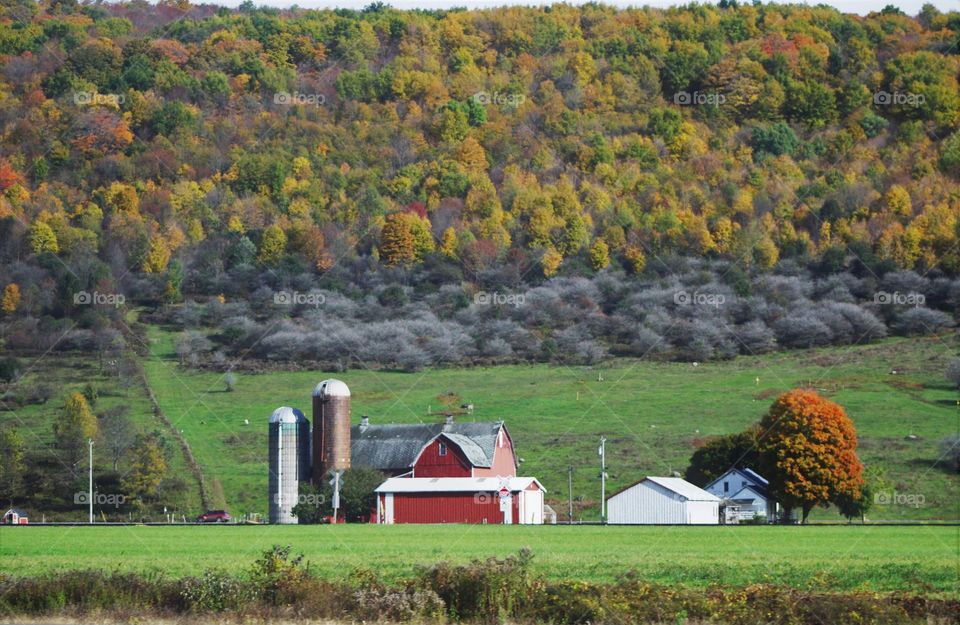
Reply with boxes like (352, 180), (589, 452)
(0, 158), (23, 191)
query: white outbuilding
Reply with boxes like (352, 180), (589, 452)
(606, 476), (719, 524)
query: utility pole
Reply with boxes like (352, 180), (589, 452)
(567, 466), (573, 524)
(599, 436), (606, 524)
(329, 470), (343, 524)
(88, 438), (94, 524)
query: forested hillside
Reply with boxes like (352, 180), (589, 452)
(0, 0), (958, 369)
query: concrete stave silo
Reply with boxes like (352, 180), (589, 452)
(312, 379), (351, 484)
(268, 406), (310, 524)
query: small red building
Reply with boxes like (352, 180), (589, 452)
(2, 508), (28, 524)
(375, 477), (545, 524)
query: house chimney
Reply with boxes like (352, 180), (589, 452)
(360, 415), (370, 431)
(444, 415), (454, 428)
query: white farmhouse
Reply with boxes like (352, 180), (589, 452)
(704, 468), (777, 522)
(606, 476), (719, 524)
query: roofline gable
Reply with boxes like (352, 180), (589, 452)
(409, 432), (492, 469)
(704, 467), (765, 491)
(495, 421), (519, 471)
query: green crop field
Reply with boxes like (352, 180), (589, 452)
(1, 525), (956, 593)
(141, 325), (959, 520)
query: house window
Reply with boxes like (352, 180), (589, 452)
(439, 442), (447, 456)
(723, 481), (729, 493)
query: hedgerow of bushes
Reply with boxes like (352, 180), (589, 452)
(1, 547), (957, 625)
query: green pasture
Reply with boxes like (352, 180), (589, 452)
(141, 326), (959, 520)
(1, 525), (955, 593)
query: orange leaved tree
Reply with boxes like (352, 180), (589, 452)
(757, 389), (864, 524)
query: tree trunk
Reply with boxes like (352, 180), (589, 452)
(801, 502), (813, 524)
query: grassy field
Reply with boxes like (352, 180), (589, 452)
(142, 325), (959, 520)
(1, 525), (956, 593)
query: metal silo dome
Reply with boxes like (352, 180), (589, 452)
(313, 378), (350, 398)
(269, 406), (307, 424)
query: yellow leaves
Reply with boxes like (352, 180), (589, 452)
(478, 215), (511, 252)
(288, 198), (312, 220)
(1, 283), (20, 314)
(5, 184), (29, 206)
(257, 224), (287, 266)
(569, 51), (597, 87)
(712, 217), (736, 255)
(457, 136), (487, 170)
(227, 215), (245, 234)
(817, 222), (832, 250)
(379, 212), (432, 267)
(542, 246), (563, 277)
(56, 392), (98, 443)
(169, 180), (205, 217)
(440, 226), (458, 258)
(165, 224), (185, 252)
(187, 218), (204, 244)
(589, 238), (610, 271)
(292, 156), (312, 179)
(626, 245), (648, 275)
(753, 236), (780, 269)
(29, 221), (59, 254)
(233, 73), (251, 92)
(103, 182), (140, 215)
(142, 234), (171, 274)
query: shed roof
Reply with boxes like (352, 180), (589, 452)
(645, 477), (720, 502)
(729, 485), (769, 503)
(351, 421), (509, 471)
(375, 476), (544, 493)
(610, 477), (720, 502)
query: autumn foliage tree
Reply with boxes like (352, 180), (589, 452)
(1, 283), (20, 314)
(757, 389), (864, 523)
(122, 432), (168, 505)
(53, 392), (98, 465)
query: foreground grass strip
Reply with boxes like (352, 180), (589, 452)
(0, 547), (956, 625)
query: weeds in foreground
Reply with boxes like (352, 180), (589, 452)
(0, 547), (956, 625)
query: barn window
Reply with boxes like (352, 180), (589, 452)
(439, 442), (447, 456)
(723, 481), (729, 493)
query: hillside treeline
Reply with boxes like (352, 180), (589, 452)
(0, 0), (958, 362)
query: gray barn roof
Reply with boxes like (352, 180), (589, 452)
(350, 421), (507, 471)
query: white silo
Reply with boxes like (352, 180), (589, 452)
(268, 406), (310, 524)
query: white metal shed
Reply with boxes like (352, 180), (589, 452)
(606, 476), (719, 524)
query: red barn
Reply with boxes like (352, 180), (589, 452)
(350, 418), (518, 478)
(349, 417), (546, 524)
(375, 477), (545, 524)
